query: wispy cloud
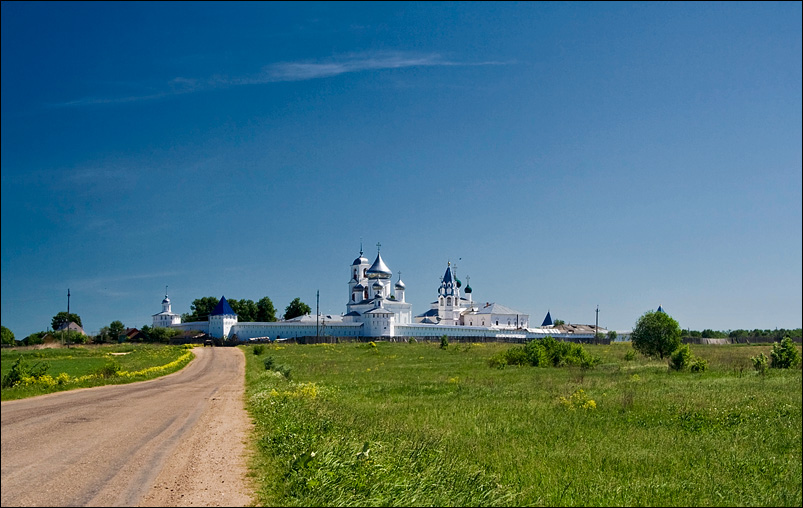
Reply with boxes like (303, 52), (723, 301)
(51, 51), (512, 107)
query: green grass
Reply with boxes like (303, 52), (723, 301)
(1, 343), (194, 401)
(243, 341), (802, 507)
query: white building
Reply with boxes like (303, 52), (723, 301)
(156, 244), (601, 341)
(152, 293), (181, 328)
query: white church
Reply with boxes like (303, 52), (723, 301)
(154, 244), (604, 342)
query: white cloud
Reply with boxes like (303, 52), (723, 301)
(52, 51), (512, 107)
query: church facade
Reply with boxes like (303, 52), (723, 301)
(156, 244), (602, 341)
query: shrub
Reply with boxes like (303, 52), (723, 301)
(2, 357), (50, 388)
(440, 335), (449, 349)
(751, 352), (769, 374)
(624, 349), (636, 361)
(669, 344), (692, 371)
(770, 337), (801, 369)
(94, 361), (121, 378)
(494, 336), (602, 369)
(689, 356), (708, 373)
(263, 356), (275, 370)
(253, 344), (266, 356)
(276, 365), (292, 380)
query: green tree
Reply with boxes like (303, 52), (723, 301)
(553, 319), (565, 326)
(229, 299), (258, 322)
(149, 326), (181, 343)
(631, 310), (682, 359)
(138, 325), (152, 342)
(51, 312), (82, 331)
(182, 297), (220, 323)
(1, 325), (15, 345)
(607, 330), (617, 341)
(23, 332), (47, 346)
(94, 326), (111, 344)
(257, 296), (277, 322)
(770, 336), (801, 369)
(109, 320), (125, 341)
(284, 298), (311, 320)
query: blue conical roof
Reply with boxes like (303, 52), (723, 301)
(542, 310), (553, 327)
(657, 305), (665, 313)
(211, 296), (236, 316)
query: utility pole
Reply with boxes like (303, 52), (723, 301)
(595, 305), (599, 341)
(316, 290), (320, 340)
(64, 288), (71, 347)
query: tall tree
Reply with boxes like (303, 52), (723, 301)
(51, 312), (82, 331)
(228, 299), (257, 322)
(257, 296), (277, 322)
(109, 320), (125, 341)
(1, 325), (15, 345)
(182, 297), (220, 323)
(631, 310), (682, 359)
(284, 298), (311, 320)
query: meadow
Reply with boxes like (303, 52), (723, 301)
(0, 343), (194, 401)
(244, 341), (802, 507)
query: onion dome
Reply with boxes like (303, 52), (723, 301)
(456, 278), (462, 288)
(162, 294), (170, 304)
(353, 283), (365, 292)
(464, 284), (472, 294)
(395, 279), (406, 289)
(372, 280), (383, 291)
(366, 252), (392, 279)
(353, 253), (369, 266)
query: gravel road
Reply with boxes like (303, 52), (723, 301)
(1, 346), (255, 507)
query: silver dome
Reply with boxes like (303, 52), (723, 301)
(366, 252), (392, 279)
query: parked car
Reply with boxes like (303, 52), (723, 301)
(204, 339), (213, 347)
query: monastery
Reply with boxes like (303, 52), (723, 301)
(154, 245), (609, 341)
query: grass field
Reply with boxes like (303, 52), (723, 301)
(243, 341), (802, 507)
(0, 343), (194, 401)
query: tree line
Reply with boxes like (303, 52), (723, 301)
(1, 296), (312, 346)
(179, 296), (310, 323)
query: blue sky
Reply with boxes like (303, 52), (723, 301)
(2, 1), (801, 339)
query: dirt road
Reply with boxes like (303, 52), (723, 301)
(1, 346), (255, 507)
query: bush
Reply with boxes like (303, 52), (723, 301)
(770, 337), (801, 369)
(253, 344), (266, 356)
(94, 361), (121, 378)
(624, 349), (636, 361)
(263, 356), (275, 370)
(2, 357), (50, 388)
(440, 335), (449, 349)
(751, 352), (769, 374)
(489, 336), (601, 370)
(669, 344), (692, 371)
(487, 346), (529, 368)
(689, 356), (708, 373)
(669, 344), (707, 373)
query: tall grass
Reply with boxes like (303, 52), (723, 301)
(243, 341), (802, 507)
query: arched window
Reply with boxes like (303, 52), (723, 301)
(447, 297), (451, 306)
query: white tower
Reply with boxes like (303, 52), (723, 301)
(152, 289), (181, 328)
(394, 271), (406, 302)
(208, 296), (238, 339)
(437, 262), (461, 325)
